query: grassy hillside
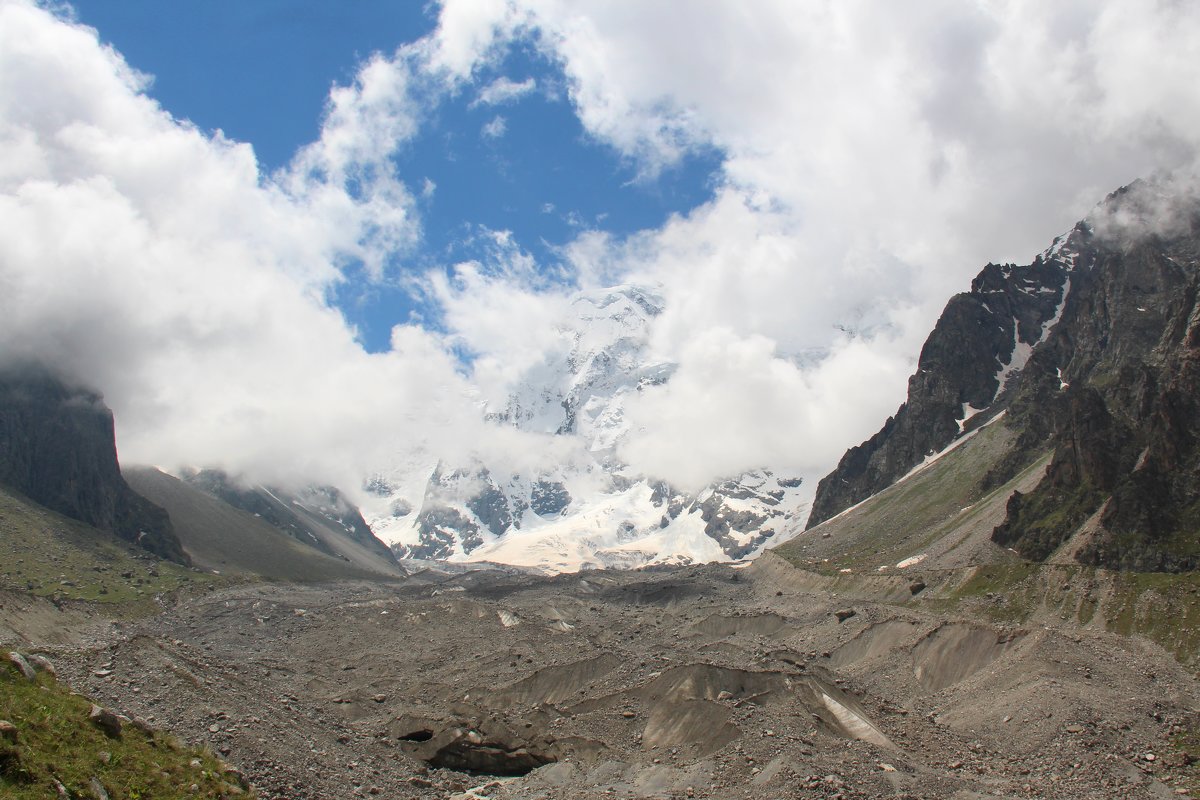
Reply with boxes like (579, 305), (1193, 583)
(1, 659), (252, 799)
(0, 484), (216, 606)
(769, 418), (1200, 666)
(777, 419), (1047, 574)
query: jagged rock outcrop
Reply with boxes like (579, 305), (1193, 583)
(991, 183), (1200, 570)
(809, 177), (1200, 572)
(0, 364), (188, 564)
(807, 238), (1078, 528)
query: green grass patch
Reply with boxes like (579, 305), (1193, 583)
(952, 563), (1200, 663)
(1103, 571), (1200, 665)
(0, 661), (252, 799)
(947, 562), (1044, 623)
(1168, 728), (1200, 795)
(777, 421), (1048, 575)
(0, 485), (226, 608)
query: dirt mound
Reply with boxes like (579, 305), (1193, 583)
(641, 664), (779, 704)
(487, 653), (621, 707)
(636, 664), (894, 751)
(828, 619), (920, 668)
(642, 698), (738, 752)
(912, 622), (1025, 692)
(690, 613), (788, 638)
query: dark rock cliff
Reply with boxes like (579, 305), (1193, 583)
(992, 183), (1200, 570)
(0, 364), (189, 564)
(807, 231), (1078, 527)
(808, 178), (1200, 572)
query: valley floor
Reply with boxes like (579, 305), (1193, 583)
(5, 560), (1199, 800)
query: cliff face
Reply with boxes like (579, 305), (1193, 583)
(808, 179), (1200, 572)
(0, 364), (189, 564)
(807, 231), (1080, 528)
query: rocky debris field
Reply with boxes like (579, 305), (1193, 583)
(7, 561), (1198, 800)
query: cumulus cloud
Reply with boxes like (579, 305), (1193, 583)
(618, 329), (913, 492)
(4, 0), (1200, 516)
(422, 0), (1200, 488)
(0, 0), (549, 496)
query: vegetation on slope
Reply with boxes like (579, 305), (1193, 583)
(0, 484), (221, 607)
(777, 420), (1043, 574)
(0, 659), (252, 799)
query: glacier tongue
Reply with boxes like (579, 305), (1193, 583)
(361, 283), (808, 572)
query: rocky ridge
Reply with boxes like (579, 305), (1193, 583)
(181, 469), (399, 570)
(808, 177), (1200, 572)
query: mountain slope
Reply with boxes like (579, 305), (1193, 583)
(0, 481), (210, 613)
(805, 177), (1200, 572)
(180, 469), (400, 573)
(126, 468), (401, 582)
(0, 364), (187, 564)
(363, 285), (807, 571)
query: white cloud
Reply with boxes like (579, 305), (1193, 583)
(5, 0), (1200, 516)
(424, 0), (1200, 490)
(481, 114), (507, 139)
(473, 75), (536, 106)
(0, 0), (556, 498)
(281, 51), (426, 279)
(618, 329), (912, 492)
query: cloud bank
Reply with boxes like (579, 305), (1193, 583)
(3, 0), (1200, 507)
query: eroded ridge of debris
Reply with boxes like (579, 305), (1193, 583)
(7, 562), (1194, 800)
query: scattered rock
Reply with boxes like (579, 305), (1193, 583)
(90, 776), (111, 800)
(220, 761), (249, 789)
(27, 654), (56, 677)
(6, 652), (36, 681)
(89, 705), (123, 738)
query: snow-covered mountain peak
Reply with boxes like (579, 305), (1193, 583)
(363, 281), (808, 572)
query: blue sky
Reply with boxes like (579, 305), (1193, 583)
(69, 0), (722, 351)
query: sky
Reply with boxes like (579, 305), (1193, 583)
(2, 0), (1200, 503)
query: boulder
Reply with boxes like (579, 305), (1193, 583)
(6, 652), (36, 681)
(88, 705), (123, 738)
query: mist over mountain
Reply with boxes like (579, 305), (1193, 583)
(362, 284), (808, 571)
(0, 362), (187, 564)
